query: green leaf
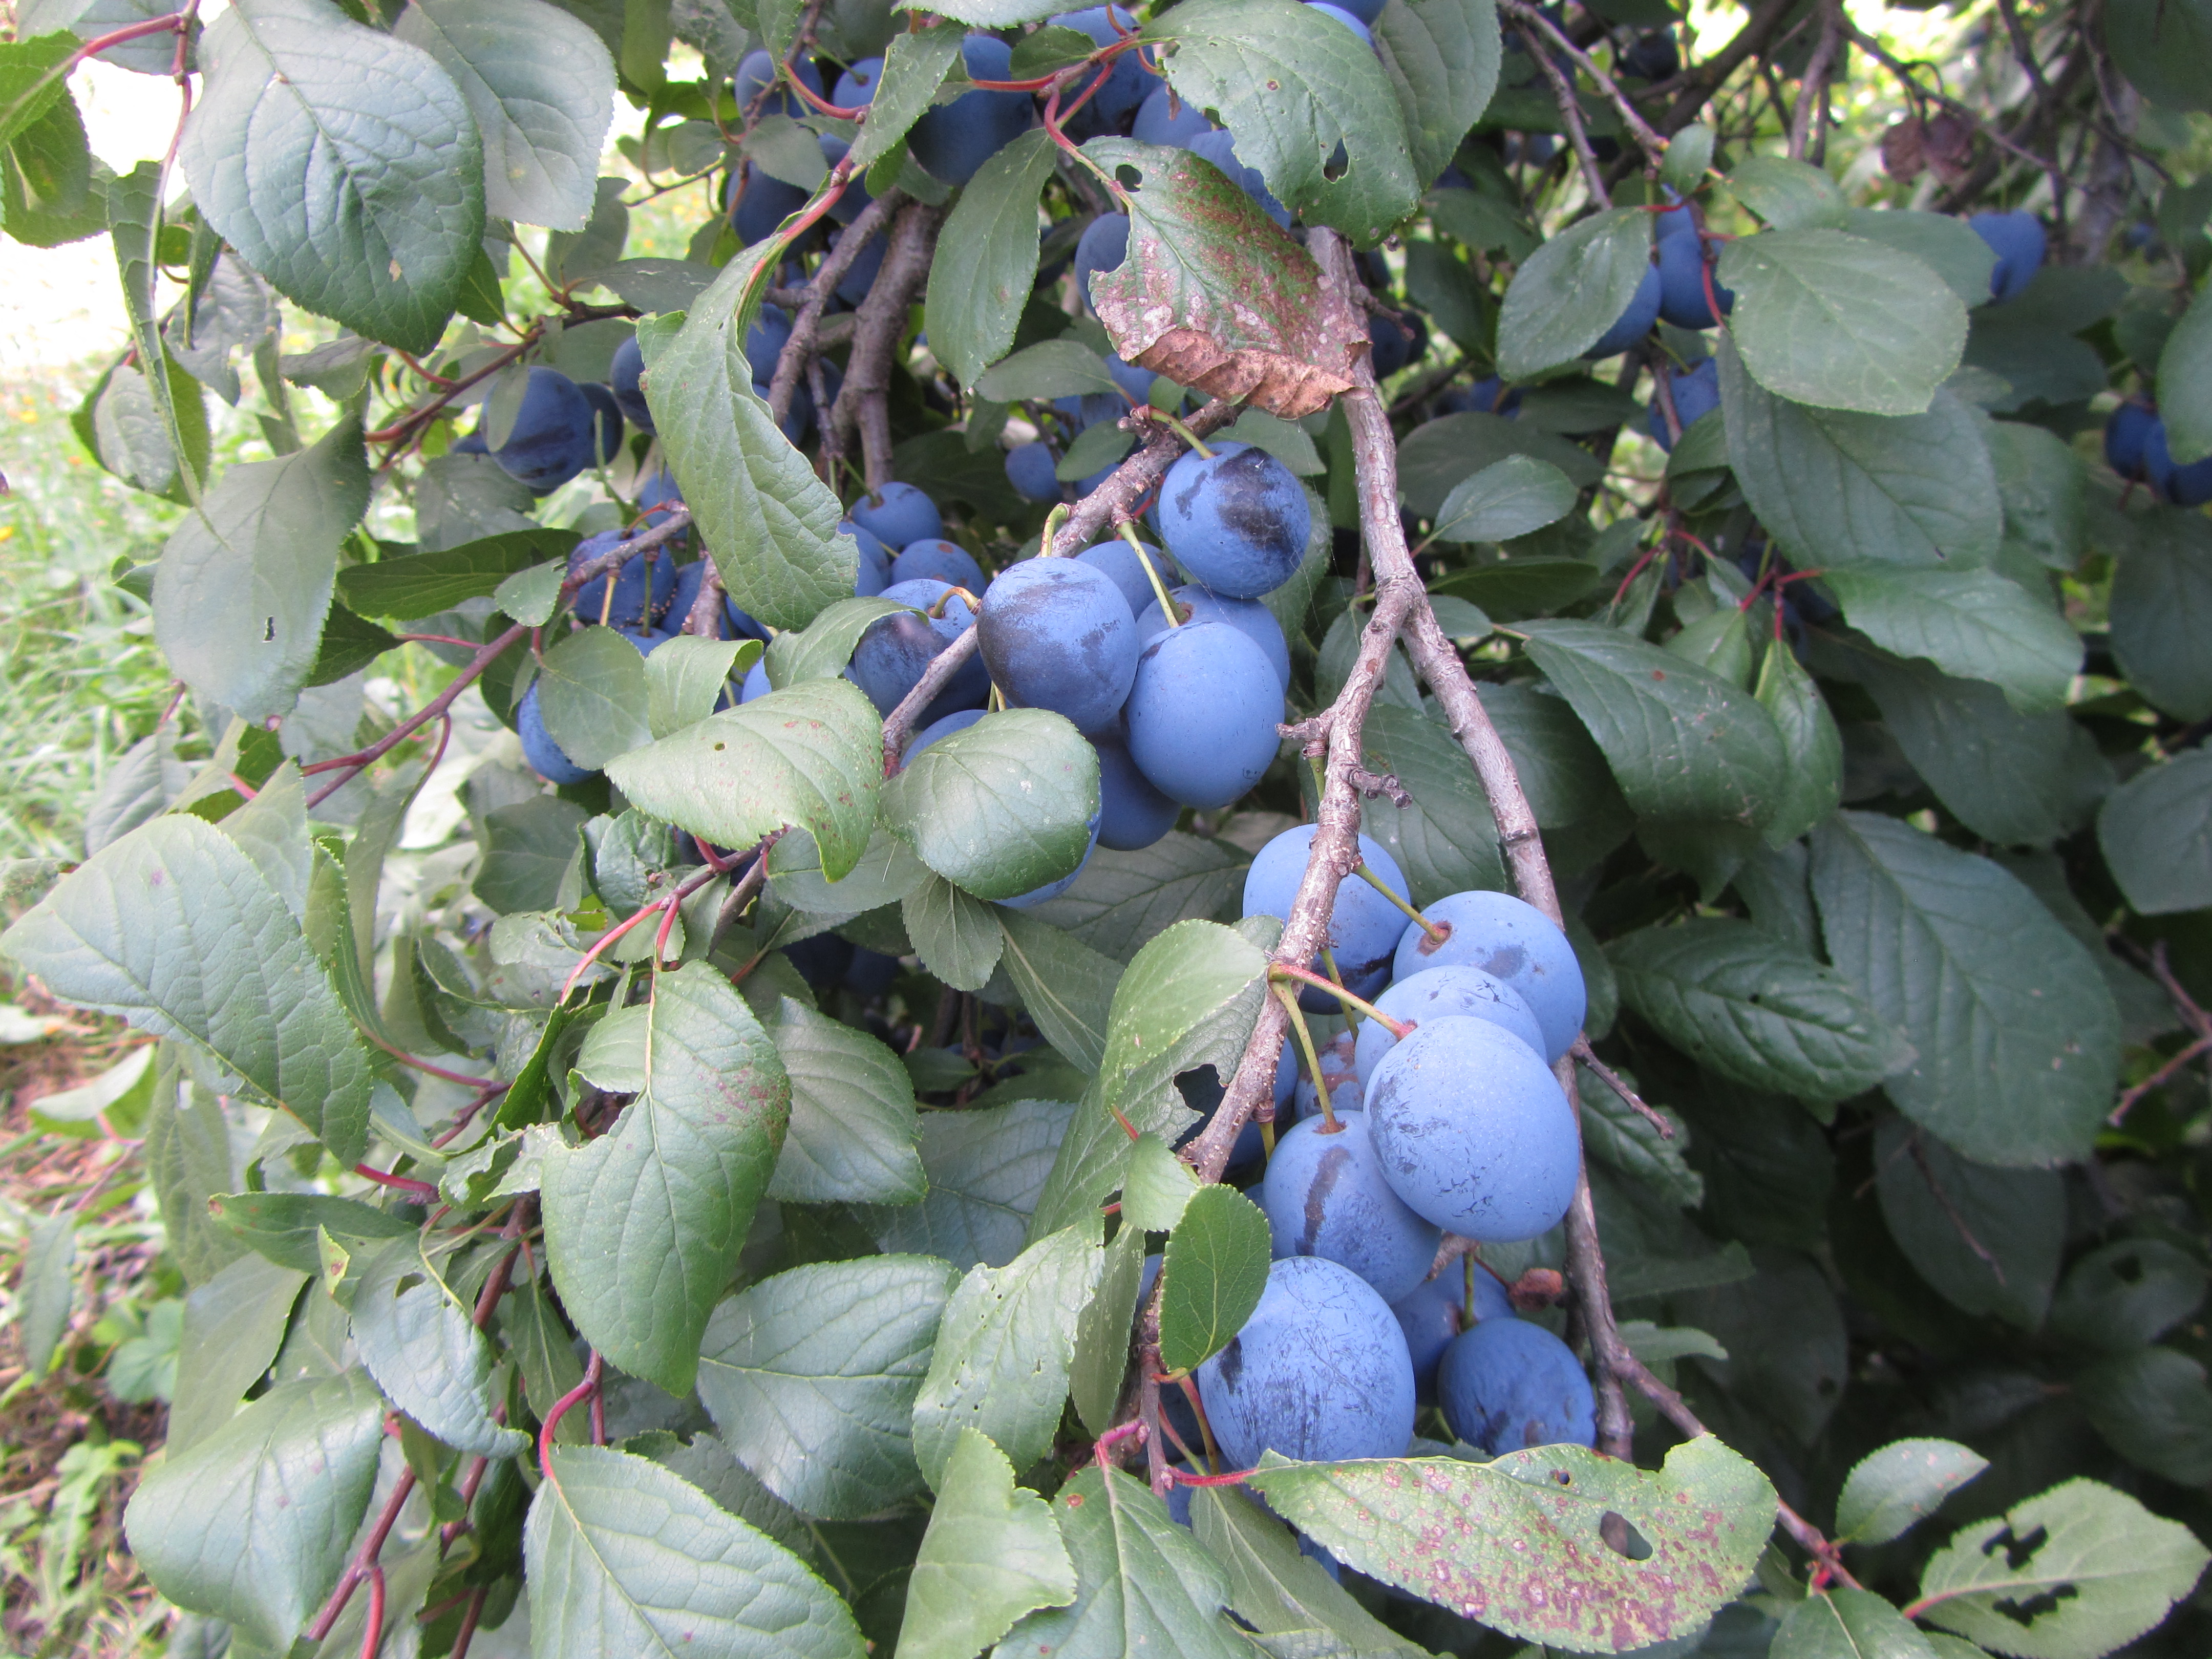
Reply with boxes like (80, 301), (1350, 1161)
(903, 874), (1007, 991)
(1661, 122), (1713, 193)
(350, 1238), (528, 1458)
(1030, 831), (1252, 963)
(473, 796), (589, 914)
(1083, 137), (1366, 419)
(18, 1209), (74, 1378)
(541, 962), (791, 1394)
(1839, 208), (1997, 308)
(167, 1254), (310, 1456)
(747, 112), (830, 189)
(144, 1062), (248, 1286)
(1823, 566), (2079, 713)
(768, 997), (924, 1205)
(1120, 1132), (1201, 1232)
(1428, 454), (1578, 544)
(1398, 411), (1605, 519)
(1915, 1480), (2209, 1659)
(646, 635), (749, 738)
(2098, 748), (2212, 916)
(1676, 1250), (1844, 1439)
(182, 0), (484, 352)
(2109, 508), (2212, 720)
(1157, 1182), (1270, 1374)
(862, 1098), (1077, 1270)
(527, 1443), (866, 1657)
(1726, 156), (1847, 230)
(1610, 918), (1911, 1104)
(1836, 1438), (1990, 1545)
(900, 1427), (1077, 1659)
(911, 1223), (1104, 1488)
(1810, 813), (2120, 1167)
(1519, 619), (1787, 830)
(2, 817), (376, 1164)
(1718, 337), (2001, 571)
(2104, 0), (2212, 114)
(391, 0), (615, 231)
(1873, 1120), (2062, 1329)
(992, 910), (1122, 1075)
(1144, 0), (1418, 241)
(850, 20), (965, 168)
(1754, 644), (1843, 846)
(924, 129), (1057, 388)
(1718, 228), (1965, 415)
(998, 1465), (1247, 1659)
(1496, 207), (1653, 379)
(2076, 1347), (2212, 1485)
(152, 413), (369, 721)
(648, 244), (862, 628)
(3, 84), (104, 250)
(881, 709), (1099, 901)
(1372, 0), (1501, 190)
(975, 338), (1124, 402)
(2053, 1239), (2209, 1352)
(608, 677), (884, 881)
(1987, 419), (2087, 571)
(1775, 1589), (1940, 1659)
(1032, 920), (1270, 1239)
(2159, 284), (2212, 464)
(1070, 1226), (1146, 1436)
(1192, 1484), (1424, 1657)
(335, 526), (579, 620)
(697, 1254), (958, 1521)
(0, 31), (76, 156)
(124, 1370), (388, 1651)
(536, 623), (652, 770)
(767, 595), (908, 688)
(1248, 1435), (1775, 1647)
(207, 1190), (416, 1273)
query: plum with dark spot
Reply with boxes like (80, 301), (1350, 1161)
(1196, 1256), (1416, 1469)
(1242, 823), (1410, 1010)
(1260, 1110), (1441, 1303)
(1390, 889), (1584, 1061)
(1123, 619), (1284, 807)
(979, 558), (1140, 734)
(1394, 1261), (1515, 1402)
(1353, 963), (1545, 1087)
(1438, 1315), (1596, 1453)
(1364, 1015), (1579, 1241)
(1159, 441), (1310, 599)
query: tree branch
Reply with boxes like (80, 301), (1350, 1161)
(767, 186), (908, 431)
(827, 202), (944, 488)
(1499, 0), (1670, 165)
(1519, 22), (1613, 208)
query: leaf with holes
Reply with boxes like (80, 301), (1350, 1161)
(1084, 138), (1367, 418)
(1248, 1435), (1775, 1644)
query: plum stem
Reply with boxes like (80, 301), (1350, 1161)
(1268, 962), (1413, 1038)
(1273, 982), (1337, 1132)
(1159, 413), (1215, 460)
(1354, 862), (1448, 944)
(1121, 522), (1182, 624)
(1039, 502), (1072, 556)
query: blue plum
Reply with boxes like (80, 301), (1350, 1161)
(909, 35), (1034, 185)
(1159, 441), (1310, 599)
(832, 55), (883, 109)
(1620, 29), (1678, 78)
(901, 706), (987, 761)
(1655, 228), (1733, 328)
(1090, 728), (1180, 849)
(1196, 1256), (1416, 1469)
(518, 682), (594, 785)
(1135, 584), (1290, 692)
(1587, 262), (1662, 357)
(977, 557), (1140, 734)
(609, 335), (652, 433)
(1074, 537), (1176, 618)
(1261, 1111), (1441, 1303)
(1290, 1029), (1362, 1126)
(2105, 401), (2159, 482)
(847, 519), (893, 596)
(729, 164), (810, 246)
(1074, 212), (1130, 315)
(1394, 1262), (1515, 1402)
(1391, 888), (1584, 1060)
(849, 481), (944, 550)
(2144, 418), (2212, 506)
(1442, 375), (1522, 417)
(891, 538), (986, 592)
(743, 304), (792, 382)
(1654, 198), (1696, 242)
(1242, 823), (1411, 1011)
(1187, 129), (1291, 228)
(736, 48), (825, 118)
(1353, 963), (1544, 1087)
(1133, 84), (1212, 146)
(1364, 1015), (1579, 1241)
(579, 381), (624, 466)
(1306, 0), (1373, 40)
(846, 611), (952, 715)
(569, 529), (678, 627)
(1368, 310), (1423, 378)
(1123, 619), (1284, 808)
(1006, 441), (1062, 502)
(1645, 355), (1719, 452)
(740, 656), (773, 703)
(490, 367), (597, 492)
(881, 577), (977, 630)
(1969, 209), (2045, 302)
(1437, 1316), (1596, 1453)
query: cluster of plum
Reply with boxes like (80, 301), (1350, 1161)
(2104, 401), (2212, 505)
(452, 364), (624, 494)
(1170, 828), (1598, 1490)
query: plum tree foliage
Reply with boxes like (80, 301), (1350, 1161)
(8, 0), (2212, 1654)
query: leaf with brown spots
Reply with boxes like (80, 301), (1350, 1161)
(1247, 1435), (1776, 1650)
(1083, 139), (1367, 419)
